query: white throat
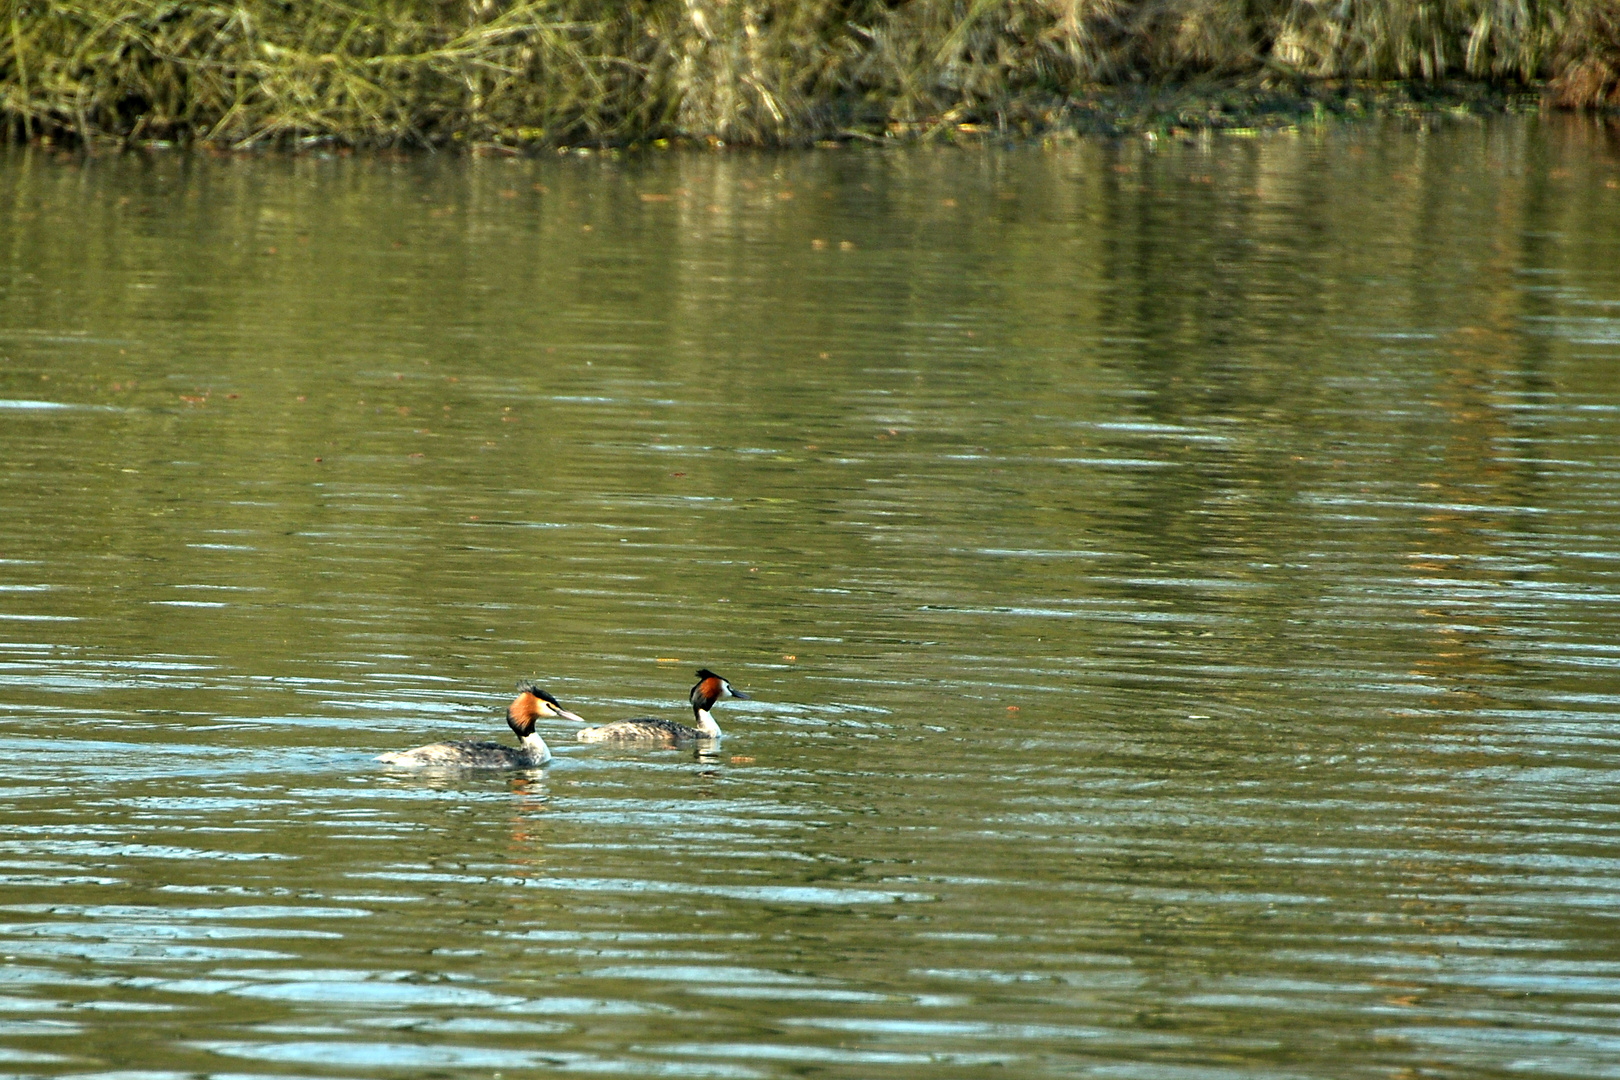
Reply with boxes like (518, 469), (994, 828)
(521, 732), (553, 765)
(693, 708), (722, 738)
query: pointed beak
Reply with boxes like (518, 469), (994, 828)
(557, 708), (587, 724)
(728, 688), (750, 700)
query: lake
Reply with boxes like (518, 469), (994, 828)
(2, 115), (1620, 1078)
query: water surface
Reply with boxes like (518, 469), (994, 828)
(2, 117), (1620, 1078)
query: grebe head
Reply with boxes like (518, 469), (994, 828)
(690, 668), (749, 718)
(507, 682), (586, 738)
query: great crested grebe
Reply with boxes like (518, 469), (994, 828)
(377, 682), (585, 769)
(576, 668), (749, 743)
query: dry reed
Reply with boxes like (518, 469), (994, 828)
(0, 0), (1614, 148)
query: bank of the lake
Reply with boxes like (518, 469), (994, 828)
(2, 1), (1615, 150)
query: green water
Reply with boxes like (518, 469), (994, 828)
(2, 117), (1620, 1078)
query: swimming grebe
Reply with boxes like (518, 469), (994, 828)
(576, 668), (749, 743)
(377, 682), (585, 769)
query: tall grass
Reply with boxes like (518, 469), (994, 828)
(1, 0), (1614, 148)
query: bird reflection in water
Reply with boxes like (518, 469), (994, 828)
(504, 772), (550, 857)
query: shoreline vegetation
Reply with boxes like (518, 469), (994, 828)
(2, 1), (1617, 151)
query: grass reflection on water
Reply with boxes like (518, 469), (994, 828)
(0, 118), (1619, 1077)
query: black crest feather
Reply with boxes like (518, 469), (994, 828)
(516, 679), (561, 707)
